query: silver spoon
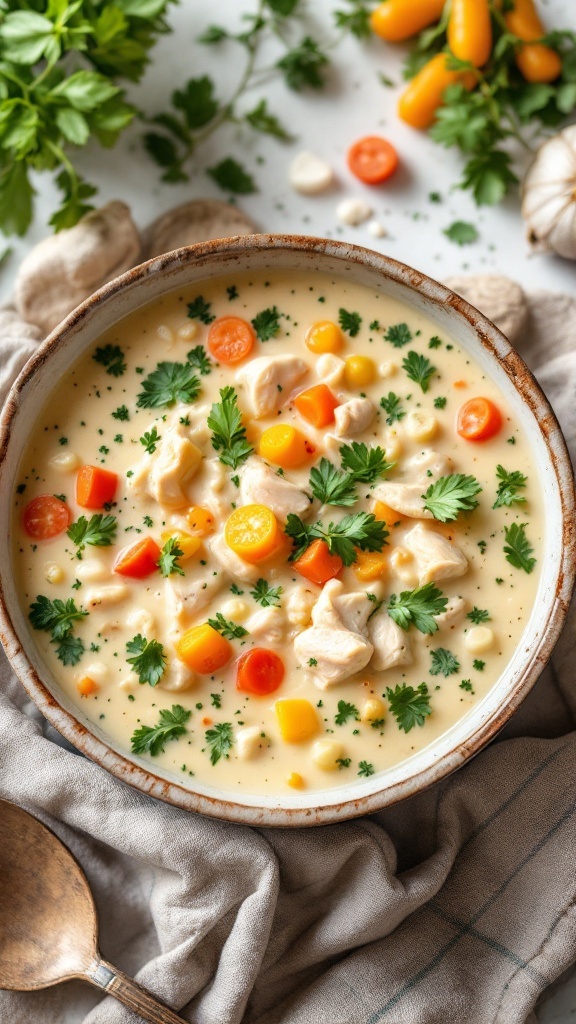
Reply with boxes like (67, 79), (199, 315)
(0, 798), (189, 1023)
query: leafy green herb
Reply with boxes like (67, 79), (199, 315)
(207, 386), (253, 470)
(126, 634), (166, 687)
(230, 583), (244, 595)
(402, 351), (436, 393)
(158, 537), (185, 578)
(309, 458), (357, 507)
(29, 595), (87, 666)
(358, 760), (375, 777)
(187, 296), (215, 324)
(137, 362), (200, 409)
(460, 679), (474, 693)
(429, 336), (443, 349)
(55, 633), (86, 666)
(337, 757), (352, 769)
(186, 345), (212, 376)
(384, 323), (412, 348)
(339, 442), (394, 484)
(467, 607), (490, 624)
(250, 579), (283, 607)
(252, 306), (283, 341)
(434, 396), (447, 410)
(388, 583), (448, 634)
(380, 392), (406, 425)
(386, 683), (432, 733)
(473, 659), (485, 671)
(493, 465), (528, 509)
(112, 405), (130, 421)
(276, 36), (329, 91)
(423, 474), (482, 522)
(207, 613), (248, 641)
(67, 514), (117, 557)
(430, 648), (460, 677)
(93, 345), (126, 377)
(211, 693), (222, 709)
(443, 220), (479, 246)
(503, 523), (536, 574)
(338, 308), (362, 337)
(207, 157), (256, 194)
(308, 658), (318, 667)
(205, 722), (234, 765)
(131, 705), (191, 757)
(333, 0), (373, 39)
(227, 285), (239, 300)
(140, 426), (161, 455)
(245, 98), (293, 140)
(285, 512), (388, 566)
(335, 700), (359, 726)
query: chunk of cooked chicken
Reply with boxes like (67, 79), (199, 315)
(404, 522), (468, 584)
(236, 727), (271, 760)
(333, 397), (375, 438)
(159, 657), (196, 692)
(408, 449), (453, 483)
(165, 564), (227, 627)
(237, 354), (308, 418)
(311, 579), (374, 636)
(295, 580), (374, 689)
(368, 611), (413, 671)
(372, 448), (453, 518)
(148, 424), (203, 509)
(245, 606), (285, 645)
(209, 532), (260, 583)
(240, 456), (311, 522)
(434, 595), (466, 628)
(315, 353), (345, 388)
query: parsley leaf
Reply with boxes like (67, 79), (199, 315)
(503, 522), (536, 574)
(207, 386), (253, 470)
(131, 705), (191, 757)
(250, 579), (283, 607)
(285, 512), (388, 566)
(211, 692), (222, 708)
(333, 2), (373, 39)
(493, 465), (528, 509)
(309, 458), (357, 507)
(112, 405), (130, 421)
(208, 613), (248, 640)
(402, 351), (436, 393)
(276, 36), (329, 91)
(358, 760), (375, 777)
(207, 157), (256, 194)
(252, 306), (283, 341)
(386, 683), (432, 733)
(205, 721), (234, 765)
(158, 537), (185, 578)
(67, 514), (117, 557)
(467, 607), (490, 624)
(339, 442), (394, 484)
(29, 595), (87, 640)
(338, 307), (362, 337)
(335, 700), (359, 726)
(93, 344), (126, 377)
(187, 345), (212, 376)
(423, 474), (482, 522)
(434, 396), (447, 409)
(385, 323), (412, 348)
(244, 98), (292, 140)
(388, 583), (448, 634)
(126, 634), (166, 687)
(430, 648), (460, 677)
(380, 392), (406, 425)
(443, 220), (479, 246)
(55, 633), (85, 666)
(187, 296), (215, 324)
(139, 426), (161, 454)
(137, 362), (200, 409)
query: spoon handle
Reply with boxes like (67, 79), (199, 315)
(86, 957), (189, 1024)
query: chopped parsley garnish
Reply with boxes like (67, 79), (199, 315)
(384, 322), (411, 348)
(285, 511), (388, 566)
(230, 583), (244, 595)
(358, 761), (375, 777)
(29, 595), (87, 666)
(207, 613), (248, 640)
(386, 683), (432, 733)
(338, 307), (362, 337)
(473, 660), (485, 671)
(503, 522), (536, 574)
(252, 306), (283, 341)
(143, 515), (153, 528)
(131, 705), (190, 756)
(139, 426), (161, 454)
(187, 345), (213, 375)
(460, 680), (474, 693)
(93, 344), (126, 377)
(434, 396), (447, 409)
(158, 537), (185, 578)
(429, 336), (443, 349)
(430, 648), (460, 677)
(126, 634), (166, 686)
(207, 386), (253, 470)
(187, 295), (215, 324)
(67, 514), (117, 557)
(388, 583), (448, 634)
(380, 392), (405, 425)
(308, 657), (317, 667)
(309, 458), (357, 507)
(250, 579), (282, 607)
(137, 362), (200, 409)
(335, 700), (359, 726)
(402, 351), (436, 393)
(467, 606), (490, 624)
(55, 634), (86, 666)
(423, 474), (482, 522)
(493, 465), (528, 509)
(112, 405), (130, 421)
(443, 220), (479, 246)
(227, 285), (239, 300)
(339, 442), (394, 484)
(205, 722), (234, 765)
(337, 757), (352, 769)
(210, 693), (222, 708)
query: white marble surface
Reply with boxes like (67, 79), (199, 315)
(2, 1), (575, 1017)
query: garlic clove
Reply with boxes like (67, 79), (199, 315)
(522, 125), (576, 260)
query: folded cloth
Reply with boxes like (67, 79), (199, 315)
(1, 276), (575, 1024)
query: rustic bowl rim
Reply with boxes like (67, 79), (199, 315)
(1, 233), (574, 827)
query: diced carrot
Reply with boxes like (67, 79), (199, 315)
(208, 316), (255, 365)
(276, 700), (319, 743)
(76, 465), (118, 509)
(22, 495), (71, 540)
(236, 648), (285, 696)
(294, 384), (339, 428)
(176, 623), (231, 674)
(453, 380), (468, 389)
(185, 505), (214, 536)
(224, 504), (283, 563)
(347, 135), (399, 185)
(201, 716), (213, 727)
(77, 676), (98, 696)
(114, 536), (161, 578)
(293, 538), (343, 586)
(457, 397), (502, 441)
(353, 550), (387, 582)
(258, 424), (313, 469)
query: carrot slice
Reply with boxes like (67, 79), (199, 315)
(236, 648), (285, 696)
(114, 536), (161, 578)
(457, 397), (502, 441)
(224, 504), (283, 563)
(294, 384), (339, 428)
(207, 316), (256, 365)
(76, 465), (118, 509)
(347, 136), (399, 185)
(293, 538), (343, 586)
(22, 495), (71, 540)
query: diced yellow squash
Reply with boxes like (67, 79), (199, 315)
(353, 550), (387, 582)
(161, 530), (202, 561)
(185, 505), (214, 536)
(275, 699), (319, 743)
(176, 623), (231, 674)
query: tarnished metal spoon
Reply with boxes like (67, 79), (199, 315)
(0, 798), (188, 1024)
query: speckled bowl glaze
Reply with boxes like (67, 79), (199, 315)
(0, 235), (574, 827)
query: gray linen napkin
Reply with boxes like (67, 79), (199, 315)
(1, 265), (575, 1024)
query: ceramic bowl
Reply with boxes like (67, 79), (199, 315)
(0, 235), (574, 827)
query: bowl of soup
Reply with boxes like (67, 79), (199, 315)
(0, 235), (574, 826)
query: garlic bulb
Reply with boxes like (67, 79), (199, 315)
(522, 125), (576, 260)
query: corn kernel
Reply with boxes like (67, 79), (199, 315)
(276, 699), (319, 743)
(287, 772), (305, 789)
(44, 562), (64, 585)
(344, 355), (376, 389)
(305, 320), (343, 355)
(161, 530), (202, 561)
